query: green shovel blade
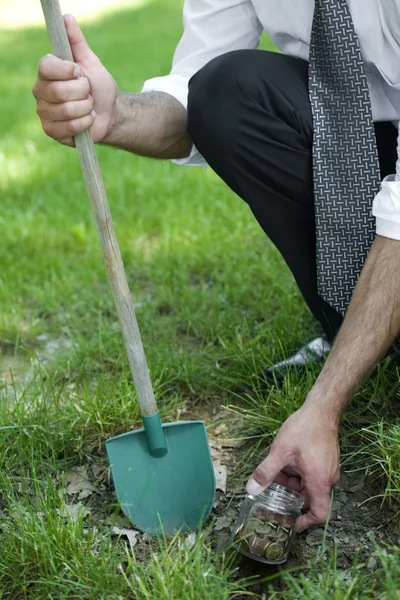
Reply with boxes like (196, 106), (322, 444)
(106, 420), (215, 535)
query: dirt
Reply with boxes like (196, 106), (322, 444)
(3, 351), (399, 597)
(75, 404), (400, 597)
(0, 334), (73, 391)
(194, 406), (398, 596)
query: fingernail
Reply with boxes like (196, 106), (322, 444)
(246, 477), (265, 496)
(91, 110), (97, 119)
(73, 65), (80, 78)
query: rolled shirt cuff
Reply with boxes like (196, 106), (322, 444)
(373, 174), (400, 240)
(141, 74), (206, 167)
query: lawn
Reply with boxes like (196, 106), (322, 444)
(1, 0), (400, 598)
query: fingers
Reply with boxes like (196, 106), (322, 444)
(296, 485), (332, 532)
(33, 76), (90, 104)
(246, 449), (288, 496)
(41, 112), (95, 141)
(36, 96), (94, 121)
(37, 54), (79, 82)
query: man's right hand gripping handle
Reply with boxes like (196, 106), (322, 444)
(33, 14), (118, 147)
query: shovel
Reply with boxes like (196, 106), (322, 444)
(40, 0), (215, 535)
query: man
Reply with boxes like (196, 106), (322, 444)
(33, 2), (400, 532)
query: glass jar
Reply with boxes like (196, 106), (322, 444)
(231, 483), (304, 564)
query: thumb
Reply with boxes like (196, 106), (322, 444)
(63, 14), (99, 66)
(246, 449), (286, 496)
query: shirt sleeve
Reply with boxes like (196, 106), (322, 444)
(372, 123), (400, 239)
(141, 0), (263, 167)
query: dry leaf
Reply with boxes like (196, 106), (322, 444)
(112, 526), (139, 549)
(66, 466), (94, 500)
(214, 464), (228, 493)
(178, 533), (197, 552)
(17, 482), (31, 494)
(215, 515), (234, 531)
(91, 463), (108, 481)
(57, 502), (90, 521)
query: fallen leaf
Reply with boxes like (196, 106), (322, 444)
(178, 533), (196, 552)
(208, 438), (222, 450)
(112, 526), (139, 549)
(215, 423), (228, 435)
(66, 466), (94, 500)
(57, 502), (90, 521)
(214, 464), (228, 493)
(215, 509), (236, 531)
(185, 533), (196, 549)
(91, 463), (108, 481)
(17, 482), (31, 494)
(212, 410), (231, 422)
(213, 497), (221, 509)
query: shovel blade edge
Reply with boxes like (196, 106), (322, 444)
(106, 421), (216, 535)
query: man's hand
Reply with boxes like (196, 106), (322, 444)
(246, 404), (340, 532)
(33, 14), (117, 146)
(246, 235), (400, 532)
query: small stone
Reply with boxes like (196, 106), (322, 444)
(221, 439), (246, 448)
(367, 557), (377, 570)
(36, 334), (49, 342)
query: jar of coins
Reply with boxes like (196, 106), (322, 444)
(231, 483), (304, 564)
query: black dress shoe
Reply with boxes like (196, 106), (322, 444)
(263, 335), (331, 385)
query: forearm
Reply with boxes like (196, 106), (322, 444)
(305, 234), (400, 423)
(102, 91), (192, 159)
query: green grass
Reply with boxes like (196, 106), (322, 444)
(0, 472), (252, 599)
(344, 418), (400, 504)
(1, 0), (400, 598)
(268, 543), (400, 599)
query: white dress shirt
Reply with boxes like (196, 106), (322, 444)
(142, 0), (400, 240)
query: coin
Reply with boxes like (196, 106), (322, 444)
(254, 521), (277, 537)
(248, 517), (264, 529)
(274, 525), (290, 543)
(248, 534), (266, 557)
(264, 542), (285, 562)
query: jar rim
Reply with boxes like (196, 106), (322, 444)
(248, 482), (304, 512)
(266, 482), (304, 502)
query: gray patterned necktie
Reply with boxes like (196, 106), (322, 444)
(309, 0), (381, 315)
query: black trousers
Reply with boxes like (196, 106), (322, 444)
(187, 50), (399, 342)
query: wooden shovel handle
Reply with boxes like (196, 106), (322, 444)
(40, 0), (158, 417)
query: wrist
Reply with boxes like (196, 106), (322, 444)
(101, 92), (125, 146)
(302, 388), (343, 429)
